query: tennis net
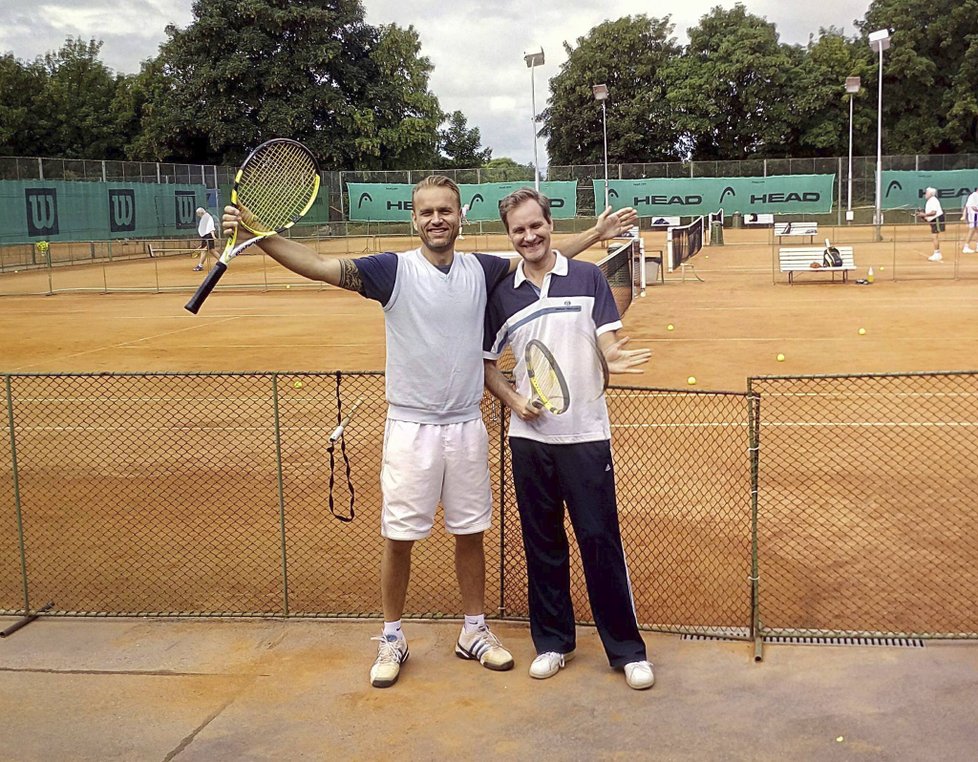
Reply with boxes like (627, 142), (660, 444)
(597, 238), (638, 317)
(667, 216), (705, 271)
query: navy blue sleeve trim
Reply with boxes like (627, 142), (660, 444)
(354, 252), (398, 305)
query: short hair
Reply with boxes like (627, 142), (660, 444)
(195, 207), (206, 215)
(925, 187), (937, 196)
(498, 188), (552, 229)
(412, 175), (461, 209)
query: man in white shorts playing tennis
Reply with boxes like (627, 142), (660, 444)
(962, 185), (978, 254)
(223, 176), (636, 688)
(919, 187), (946, 261)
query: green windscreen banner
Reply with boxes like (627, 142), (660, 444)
(594, 174), (835, 216)
(347, 181), (578, 221)
(0, 180), (212, 244)
(880, 170), (978, 211)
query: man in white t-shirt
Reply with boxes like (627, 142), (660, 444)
(194, 208), (217, 271)
(962, 186), (978, 254)
(919, 187), (945, 262)
(458, 202), (470, 239)
(222, 176), (637, 689)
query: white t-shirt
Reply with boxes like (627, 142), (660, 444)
(197, 212), (215, 237)
(924, 196), (944, 220)
(964, 191), (978, 223)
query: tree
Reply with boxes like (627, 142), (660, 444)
(355, 24), (443, 170)
(665, 4), (801, 160)
(788, 28), (875, 157)
(5, 39), (128, 159)
(130, 0), (444, 168)
(0, 54), (42, 155)
(481, 157), (534, 182)
(437, 110), (491, 169)
(541, 15), (683, 166)
(858, 0), (978, 153)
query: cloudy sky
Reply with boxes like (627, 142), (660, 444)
(0, 0), (871, 165)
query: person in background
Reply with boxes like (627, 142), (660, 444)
(919, 188), (946, 262)
(961, 186), (978, 254)
(194, 207), (218, 271)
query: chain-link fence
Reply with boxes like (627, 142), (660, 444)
(3, 371), (976, 642)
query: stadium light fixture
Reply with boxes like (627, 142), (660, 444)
(524, 47), (545, 191)
(592, 84), (609, 209)
(869, 29), (892, 232)
(845, 76), (861, 223)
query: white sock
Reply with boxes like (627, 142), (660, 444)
(383, 620), (404, 640)
(463, 614), (485, 632)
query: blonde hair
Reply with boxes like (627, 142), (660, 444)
(412, 175), (461, 209)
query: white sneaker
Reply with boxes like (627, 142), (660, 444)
(369, 634), (409, 688)
(529, 650), (575, 679)
(928, 251), (943, 262)
(964, 246), (975, 254)
(455, 625), (514, 671)
(624, 660), (655, 690)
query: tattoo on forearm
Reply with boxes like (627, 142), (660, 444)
(338, 260), (364, 293)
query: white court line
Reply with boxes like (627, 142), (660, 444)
(613, 421), (978, 430)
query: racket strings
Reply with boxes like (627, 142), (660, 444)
(237, 142), (319, 232)
(526, 343), (570, 413)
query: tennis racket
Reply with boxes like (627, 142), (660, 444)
(525, 339), (571, 414)
(185, 139), (320, 314)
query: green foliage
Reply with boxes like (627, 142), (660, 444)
(542, 15), (683, 165)
(859, 0), (978, 153)
(130, 0), (447, 168)
(0, 39), (132, 159)
(790, 29), (874, 157)
(481, 157), (535, 182)
(437, 110), (492, 169)
(665, 4), (801, 160)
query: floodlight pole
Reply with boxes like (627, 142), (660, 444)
(593, 84), (610, 210)
(869, 29), (892, 239)
(524, 48), (545, 191)
(845, 77), (861, 223)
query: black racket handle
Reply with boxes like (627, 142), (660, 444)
(185, 261), (228, 314)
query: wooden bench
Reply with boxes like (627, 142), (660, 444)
(774, 222), (818, 244)
(779, 246), (856, 284)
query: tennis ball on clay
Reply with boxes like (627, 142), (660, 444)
(777, 353), (785, 362)
(687, 376), (697, 385)
(858, 327), (866, 335)
(293, 380), (304, 389)
(667, 323), (675, 331)
(286, 284), (291, 289)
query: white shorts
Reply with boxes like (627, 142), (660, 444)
(968, 209), (978, 228)
(380, 418), (492, 540)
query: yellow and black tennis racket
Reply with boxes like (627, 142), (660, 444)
(185, 138), (320, 314)
(525, 338), (571, 414)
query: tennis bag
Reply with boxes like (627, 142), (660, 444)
(823, 239), (843, 267)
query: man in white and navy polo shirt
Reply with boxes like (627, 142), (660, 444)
(483, 188), (655, 690)
(222, 177), (637, 689)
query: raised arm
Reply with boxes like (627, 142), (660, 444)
(222, 205), (363, 291)
(560, 205), (639, 260)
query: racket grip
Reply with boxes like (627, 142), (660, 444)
(185, 261), (228, 314)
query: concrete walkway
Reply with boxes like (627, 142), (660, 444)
(1, 617), (977, 760)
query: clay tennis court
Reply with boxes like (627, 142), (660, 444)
(2, 223), (976, 638)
